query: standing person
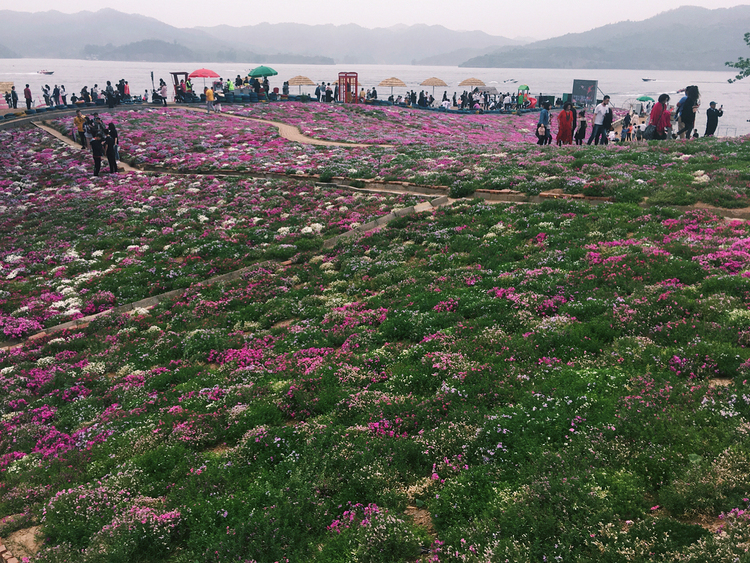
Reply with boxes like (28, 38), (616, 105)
(92, 84), (99, 101)
(52, 85), (60, 106)
(83, 115), (95, 147)
(92, 114), (107, 138)
(42, 85), (51, 106)
(159, 82), (168, 106)
(123, 81), (131, 100)
(205, 86), (215, 114)
(10, 86), (18, 109)
(105, 81), (115, 108)
(648, 93), (672, 140)
(674, 94), (687, 139)
(315, 83), (321, 102)
(704, 101), (723, 136)
(73, 109), (87, 148)
(107, 122), (119, 161)
(90, 134), (104, 177)
(105, 126), (118, 174)
(587, 95), (612, 145)
(574, 110), (587, 146)
(556, 102), (575, 145)
(60, 85), (67, 105)
(536, 101), (552, 145)
(675, 85), (700, 139)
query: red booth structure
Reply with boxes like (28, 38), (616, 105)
(338, 72), (358, 103)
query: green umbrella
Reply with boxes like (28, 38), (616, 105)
(248, 66), (278, 78)
(637, 95), (655, 102)
(517, 84), (530, 91)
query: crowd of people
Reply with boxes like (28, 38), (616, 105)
(3, 80), (137, 110)
(536, 86), (724, 147)
(645, 86), (724, 140)
(71, 109), (119, 177)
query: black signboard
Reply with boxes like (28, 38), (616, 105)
(572, 79), (598, 107)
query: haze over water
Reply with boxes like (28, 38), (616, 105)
(2, 58), (747, 136)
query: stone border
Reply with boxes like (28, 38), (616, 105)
(322, 193), (453, 248)
(0, 541), (19, 563)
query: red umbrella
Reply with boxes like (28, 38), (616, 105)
(189, 68), (221, 89)
(189, 68), (220, 78)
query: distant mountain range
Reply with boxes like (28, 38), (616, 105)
(0, 9), (522, 64)
(461, 6), (750, 70)
(0, 6), (748, 69)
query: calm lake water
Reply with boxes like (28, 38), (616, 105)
(1, 58), (747, 136)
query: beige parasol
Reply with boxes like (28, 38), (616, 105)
(378, 77), (407, 96)
(287, 75), (317, 94)
(459, 77), (486, 88)
(420, 77), (448, 95)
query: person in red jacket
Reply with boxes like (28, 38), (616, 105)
(23, 84), (32, 110)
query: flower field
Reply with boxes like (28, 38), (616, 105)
(227, 102), (543, 145)
(47, 106), (750, 208)
(3, 107), (750, 562)
(0, 126), (421, 338)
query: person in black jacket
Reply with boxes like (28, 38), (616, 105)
(90, 135), (104, 177)
(704, 102), (723, 137)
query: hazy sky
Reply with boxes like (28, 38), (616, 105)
(17, 0), (748, 40)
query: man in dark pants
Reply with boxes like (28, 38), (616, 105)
(587, 95), (611, 146)
(10, 86), (18, 108)
(90, 135), (104, 176)
(23, 84), (32, 110)
(704, 102), (724, 137)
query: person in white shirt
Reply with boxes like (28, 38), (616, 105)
(587, 95), (612, 146)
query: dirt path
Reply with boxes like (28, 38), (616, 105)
(180, 105), (391, 148)
(33, 122), (140, 173)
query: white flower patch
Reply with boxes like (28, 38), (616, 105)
(176, 208), (190, 216)
(82, 362), (106, 375)
(47, 338), (66, 345)
(693, 170), (710, 184)
(5, 268), (23, 280)
(198, 215), (209, 223)
(0, 366), (15, 375)
(483, 232), (497, 239)
(4, 255), (23, 264)
(129, 307), (150, 317)
(36, 356), (56, 367)
(277, 227), (291, 236)
(146, 325), (162, 334)
(91, 250), (104, 258)
(56, 296), (83, 310)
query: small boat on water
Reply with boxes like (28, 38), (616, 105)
(642, 78), (655, 82)
(37, 70), (54, 75)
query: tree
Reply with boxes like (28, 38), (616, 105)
(726, 32), (750, 83)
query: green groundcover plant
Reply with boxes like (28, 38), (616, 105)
(3, 112), (750, 562)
